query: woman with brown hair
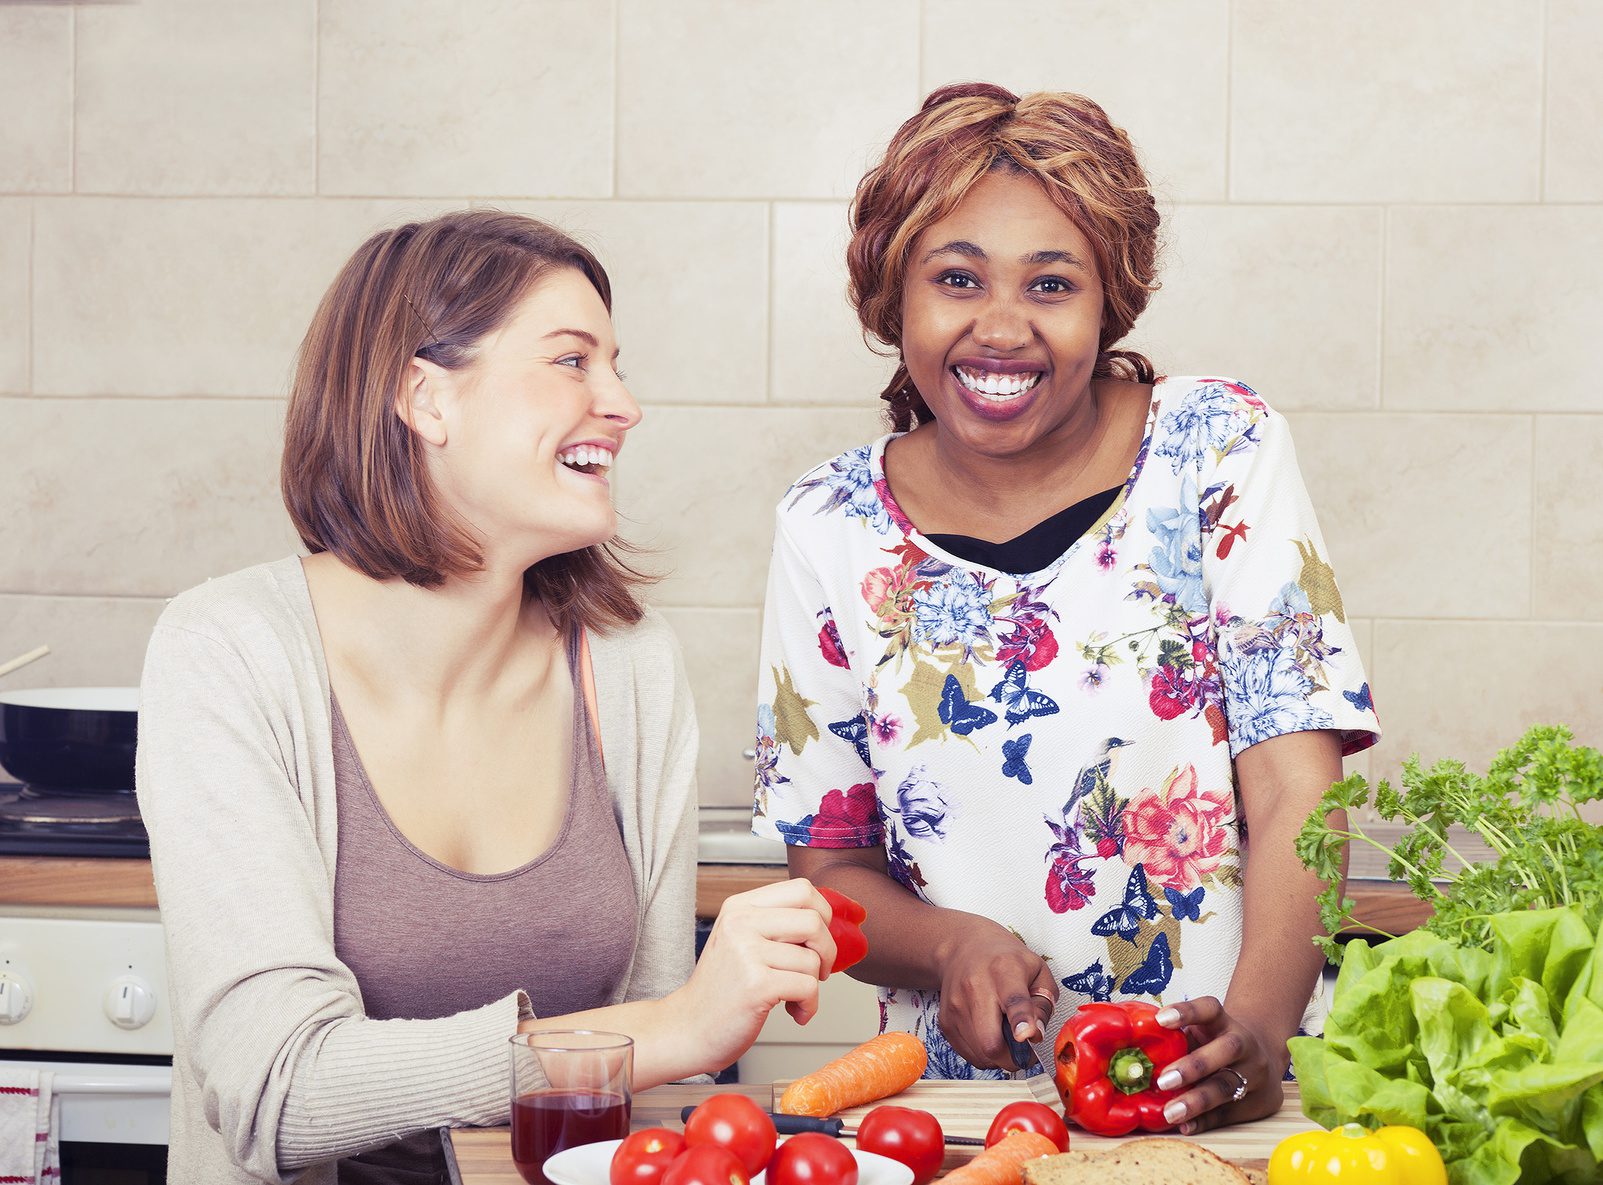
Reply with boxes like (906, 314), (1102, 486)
(753, 84), (1380, 1134)
(137, 210), (836, 1184)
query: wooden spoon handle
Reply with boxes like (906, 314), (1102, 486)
(0, 645), (50, 679)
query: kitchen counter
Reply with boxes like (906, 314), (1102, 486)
(0, 856), (1431, 939)
(446, 1079), (1317, 1182)
(0, 856), (156, 907)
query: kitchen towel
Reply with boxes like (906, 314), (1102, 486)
(0, 1068), (59, 1184)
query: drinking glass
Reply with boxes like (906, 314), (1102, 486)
(509, 1030), (634, 1185)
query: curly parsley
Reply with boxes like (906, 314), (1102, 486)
(1296, 724), (1603, 961)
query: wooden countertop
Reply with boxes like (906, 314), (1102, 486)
(447, 1080), (1316, 1183)
(0, 857), (1430, 939)
(0, 856), (157, 907)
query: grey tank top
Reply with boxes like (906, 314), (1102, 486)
(330, 632), (638, 1183)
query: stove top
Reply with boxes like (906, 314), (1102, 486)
(0, 781), (150, 858)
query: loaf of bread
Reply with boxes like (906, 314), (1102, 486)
(1021, 1137), (1255, 1184)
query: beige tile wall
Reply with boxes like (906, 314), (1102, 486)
(2, 1), (1599, 812)
(319, 1), (614, 198)
(1230, 0), (1544, 203)
(0, 8), (72, 192)
(75, 0), (317, 195)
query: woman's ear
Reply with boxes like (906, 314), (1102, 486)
(395, 357), (449, 447)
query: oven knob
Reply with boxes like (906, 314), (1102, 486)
(0, 973), (32, 1024)
(104, 974), (158, 1030)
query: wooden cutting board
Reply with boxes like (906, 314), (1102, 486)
(816, 1078), (1312, 1174)
(448, 1080), (1315, 1181)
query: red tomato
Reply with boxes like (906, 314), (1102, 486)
(854, 1105), (944, 1185)
(660, 1144), (749, 1185)
(610, 1128), (687, 1185)
(766, 1132), (859, 1185)
(682, 1093), (777, 1176)
(984, 1101), (1070, 1153)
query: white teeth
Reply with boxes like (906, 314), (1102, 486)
(954, 366), (1043, 400)
(558, 445), (613, 472)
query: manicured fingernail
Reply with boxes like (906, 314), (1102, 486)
(1155, 1007), (1181, 1026)
(1163, 1100), (1188, 1125)
(1179, 1122), (1195, 1136)
(1014, 1021), (1033, 1040)
(1156, 1070), (1181, 1091)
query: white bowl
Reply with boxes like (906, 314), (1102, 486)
(542, 1137), (915, 1185)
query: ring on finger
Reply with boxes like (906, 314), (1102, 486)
(1029, 989), (1054, 1004)
(1218, 1066), (1248, 1103)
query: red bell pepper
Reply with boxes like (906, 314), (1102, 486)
(1053, 1000), (1188, 1136)
(816, 886), (868, 974)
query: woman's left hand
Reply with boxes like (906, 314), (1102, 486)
(1150, 996), (1286, 1135)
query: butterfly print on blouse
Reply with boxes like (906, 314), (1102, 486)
(988, 660), (1061, 727)
(1090, 866), (1161, 941)
(938, 674), (998, 736)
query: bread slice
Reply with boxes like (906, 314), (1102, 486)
(1021, 1137), (1252, 1184)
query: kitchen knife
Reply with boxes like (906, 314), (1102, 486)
(1002, 1015), (1043, 1080)
(677, 1105), (987, 1147)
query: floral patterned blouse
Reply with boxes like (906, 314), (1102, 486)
(751, 376), (1381, 1079)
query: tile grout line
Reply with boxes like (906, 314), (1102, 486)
(0, 592), (178, 604)
(67, 2), (76, 194)
(7, 392), (1603, 417)
(1377, 205), (1388, 410)
(6, 192), (1600, 208)
(25, 198), (33, 395)
(1537, 0), (1548, 200)
(611, 0), (621, 199)
(1529, 412), (1538, 619)
(764, 202), (776, 403)
(915, 0), (925, 93)
(648, 605), (758, 615)
(2, 393), (290, 405)
(1223, 0), (1233, 200)
(0, 591), (1593, 626)
(313, 0), (321, 195)
(1364, 616), (1603, 628)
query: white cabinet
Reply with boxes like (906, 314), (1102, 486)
(739, 970), (882, 1085)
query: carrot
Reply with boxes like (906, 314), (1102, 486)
(777, 1031), (928, 1116)
(939, 1130), (1059, 1185)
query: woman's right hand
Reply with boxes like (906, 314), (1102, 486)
(667, 877), (837, 1074)
(935, 914), (1057, 1072)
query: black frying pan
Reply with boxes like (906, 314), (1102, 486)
(0, 687), (140, 794)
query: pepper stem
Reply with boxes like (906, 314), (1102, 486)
(1107, 1047), (1157, 1095)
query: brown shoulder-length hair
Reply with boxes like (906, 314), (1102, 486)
(848, 82), (1162, 431)
(282, 208), (649, 633)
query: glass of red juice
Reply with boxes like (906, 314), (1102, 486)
(509, 1030), (633, 1185)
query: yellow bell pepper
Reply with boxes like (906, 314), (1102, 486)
(1268, 1123), (1447, 1185)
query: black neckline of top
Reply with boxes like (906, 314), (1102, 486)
(926, 484), (1125, 577)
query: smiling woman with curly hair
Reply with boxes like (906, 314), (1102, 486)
(753, 82), (1381, 1136)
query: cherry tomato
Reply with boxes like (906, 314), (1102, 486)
(766, 1132), (859, 1185)
(682, 1092), (777, 1177)
(984, 1100), (1070, 1153)
(660, 1144), (749, 1185)
(854, 1105), (944, 1185)
(610, 1128), (687, 1185)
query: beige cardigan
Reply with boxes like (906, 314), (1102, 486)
(136, 558), (700, 1184)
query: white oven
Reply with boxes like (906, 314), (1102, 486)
(0, 906), (172, 1182)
